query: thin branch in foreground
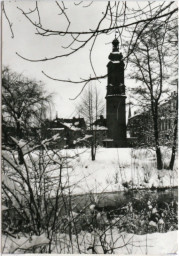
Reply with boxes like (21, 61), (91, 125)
(56, 1), (70, 34)
(42, 70), (106, 100)
(17, 3), (177, 37)
(15, 3), (177, 62)
(83, 1), (93, 8)
(69, 80), (91, 101)
(74, 1), (83, 6)
(42, 70), (107, 84)
(2, 2), (14, 38)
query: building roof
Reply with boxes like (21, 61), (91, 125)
(62, 122), (81, 131)
(51, 117), (86, 131)
(87, 125), (108, 131)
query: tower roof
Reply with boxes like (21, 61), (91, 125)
(112, 37), (119, 52)
(108, 37), (123, 61)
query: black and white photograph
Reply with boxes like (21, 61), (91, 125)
(1, 0), (178, 254)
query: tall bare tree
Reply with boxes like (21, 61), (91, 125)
(128, 18), (178, 170)
(76, 83), (104, 160)
(167, 19), (178, 170)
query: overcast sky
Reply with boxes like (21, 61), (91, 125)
(3, 1), (175, 119)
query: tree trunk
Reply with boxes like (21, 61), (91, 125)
(91, 129), (96, 161)
(91, 143), (96, 161)
(17, 119), (24, 165)
(169, 143), (176, 170)
(18, 148), (24, 165)
(152, 108), (163, 170)
(156, 146), (163, 170)
(169, 101), (178, 170)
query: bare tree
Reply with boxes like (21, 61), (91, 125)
(2, 67), (52, 163)
(128, 18), (178, 170)
(164, 18), (178, 171)
(76, 83), (104, 160)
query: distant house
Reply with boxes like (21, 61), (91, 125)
(42, 117), (86, 148)
(127, 92), (177, 147)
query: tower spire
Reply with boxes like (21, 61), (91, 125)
(115, 30), (117, 39)
(112, 37), (119, 52)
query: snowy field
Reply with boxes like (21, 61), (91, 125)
(59, 147), (178, 194)
(3, 146), (177, 195)
(2, 230), (178, 254)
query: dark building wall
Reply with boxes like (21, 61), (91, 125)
(86, 129), (108, 146)
(107, 61), (124, 86)
(106, 95), (126, 141)
(127, 112), (152, 146)
(93, 115), (106, 127)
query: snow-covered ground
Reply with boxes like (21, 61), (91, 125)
(2, 230), (178, 254)
(3, 147), (177, 195)
(2, 147), (178, 254)
(59, 147), (178, 194)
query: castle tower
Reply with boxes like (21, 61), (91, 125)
(105, 38), (127, 147)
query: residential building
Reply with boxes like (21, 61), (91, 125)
(127, 92), (177, 147)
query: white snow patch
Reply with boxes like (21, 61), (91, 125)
(47, 128), (64, 131)
(63, 122), (81, 131)
(56, 148), (178, 195)
(2, 231), (177, 254)
(91, 125), (108, 131)
(2, 234), (49, 253)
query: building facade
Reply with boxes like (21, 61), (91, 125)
(127, 92), (177, 147)
(42, 117), (86, 148)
